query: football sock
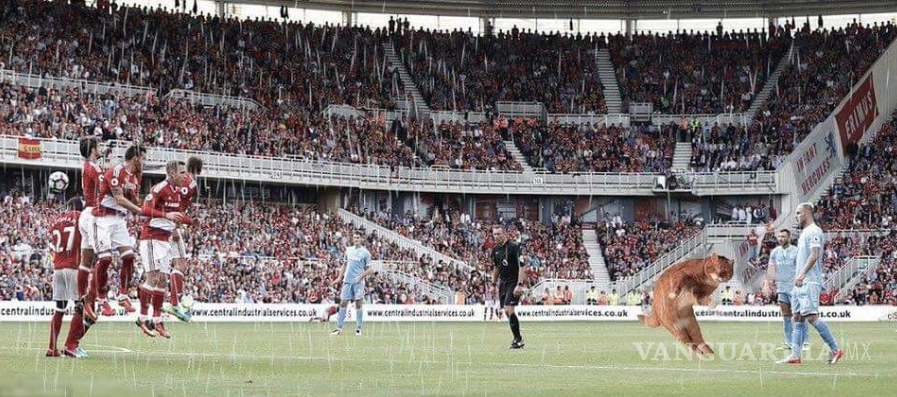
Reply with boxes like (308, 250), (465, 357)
(170, 271), (185, 306)
(119, 251), (135, 296)
(337, 306), (347, 330)
(812, 319), (839, 351)
(49, 309), (64, 351)
(783, 317), (793, 348)
(356, 307), (364, 330)
(792, 321), (808, 359)
(64, 313), (85, 350)
(509, 313), (522, 341)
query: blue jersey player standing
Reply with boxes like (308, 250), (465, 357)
(763, 229), (798, 351)
(332, 231), (373, 336)
(778, 203), (843, 365)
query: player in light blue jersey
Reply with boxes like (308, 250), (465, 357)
(763, 229), (798, 351)
(332, 231), (374, 336)
(778, 203), (844, 365)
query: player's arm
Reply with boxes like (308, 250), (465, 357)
(355, 253), (375, 283)
(141, 191), (185, 223)
(763, 255), (776, 296)
(796, 246), (820, 283)
(110, 178), (143, 214)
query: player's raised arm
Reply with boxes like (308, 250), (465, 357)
(111, 178), (143, 214)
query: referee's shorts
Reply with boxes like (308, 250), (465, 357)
(498, 281), (520, 307)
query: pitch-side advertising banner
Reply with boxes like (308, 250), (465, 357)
(791, 118), (844, 204)
(1, 302), (895, 322)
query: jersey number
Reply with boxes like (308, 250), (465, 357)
(52, 226), (76, 253)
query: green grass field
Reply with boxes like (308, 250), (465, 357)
(1, 321), (894, 397)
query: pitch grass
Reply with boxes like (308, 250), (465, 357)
(1, 321), (894, 397)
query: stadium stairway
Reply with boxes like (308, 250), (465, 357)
(338, 209), (470, 270)
(595, 49), (623, 114)
(379, 268), (455, 303)
(503, 140), (534, 173)
(671, 142), (692, 172)
(384, 42), (431, 119)
(582, 229), (610, 291)
(746, 41), (796, 117)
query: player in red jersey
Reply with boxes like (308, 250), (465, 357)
(46, 199), (89, 358)
(164, 156), (203, 322)
(78, 138), (105, 322)
(84, 145), (146, 323)
(136, 161), (189, 338)
(309, 298), (341, 323)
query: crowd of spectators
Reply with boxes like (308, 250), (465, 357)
(0, 191), (455, 304)
(361, 207), (590, 277)
(396, 27), (606, 113)
(2, 0), (400, 111)
(596, 215), (703, 281)
(609, 28), (791, 114)
(511, 118), (674, 172)
(688, 21), (897, 172)
(817, 114), (897, 230)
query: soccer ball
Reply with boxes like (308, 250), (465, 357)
(48, 171), (69, 192)
(180, 295), (195, 311)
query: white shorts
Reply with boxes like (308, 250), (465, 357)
(78, 207), (97, 250)
(168, 229), (187, 260)
(94, 215), (135, 253)
(53, 269), (79, 301)
(139, 239), (172, 275)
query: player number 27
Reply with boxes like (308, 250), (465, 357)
(52, 226), (76, 253)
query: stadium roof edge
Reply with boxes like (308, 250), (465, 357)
(224, 0), (897, 20)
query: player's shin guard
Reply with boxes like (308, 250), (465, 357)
(336, 307), (347, 330)
(151, 288), (165, 321)
(64, 313), (85, 350)
(49, 309), (64, 351)
(119, 251), (135, 296)
(811, 319), (839, 351)
(90, 255), (114, 303)
(169, 270), (184, 307)
(783, 317), (793, 347)
(77, 266), (91, 298)
(791, 321), (808, 358)
(508, 313), (522, 341)
(139, 284), (152, 319)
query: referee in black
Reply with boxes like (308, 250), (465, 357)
(490, 224), (525, 349)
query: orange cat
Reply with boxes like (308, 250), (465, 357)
(638, 254), (734, 356)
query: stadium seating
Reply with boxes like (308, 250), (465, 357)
(3, 0), (399, 111)
(395, 28), (606, 113)
(817, 113), (897, 230)
(596, 218), (702, 281)
(608, 29), (791, 114)
(690, 23), (897, 172)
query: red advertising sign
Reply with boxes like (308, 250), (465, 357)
(17, 138), (41, 160)
(835, 74), (879, 149)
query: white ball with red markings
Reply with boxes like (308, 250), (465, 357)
(48, 171), (69, 192)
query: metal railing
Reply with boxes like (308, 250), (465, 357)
(496, 101), (545, 119)
(0, 69), (153, 97)
(616, 229), (709, 297)
(527, 278), (620, 305)
(0, 135), (779, 196)
(830, 256), (881, 301)
(337, 209), (468, 269)
(380, 269), (454, 303)
(546, 113), (630, 127)
(650, 113), (750, 126)
(164, 89), (261, 110)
